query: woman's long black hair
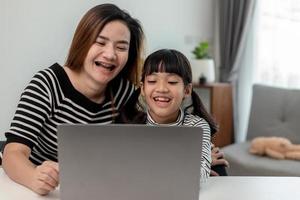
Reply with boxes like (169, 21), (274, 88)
(117, 49), (218, 135)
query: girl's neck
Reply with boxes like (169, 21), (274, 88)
(64, 66), (107, 104)
(146, 109), (184, 126)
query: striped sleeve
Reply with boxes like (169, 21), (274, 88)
(184, 114), (211, 179)
(3, 64), (136, 165)
(5, 70), (52, 149)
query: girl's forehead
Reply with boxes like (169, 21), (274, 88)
(147, 72), (182, 78)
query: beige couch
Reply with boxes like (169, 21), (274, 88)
(222, 84), (300, 176)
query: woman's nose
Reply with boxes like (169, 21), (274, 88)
(103, 45), (116, 60)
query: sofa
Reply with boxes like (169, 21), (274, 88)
(222, 84), (300, 176)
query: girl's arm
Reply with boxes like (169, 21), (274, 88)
(200, 129), (211, 179)
(2, 143), (59, 195)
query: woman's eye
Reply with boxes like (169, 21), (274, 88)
(117, 46), (128, 51)
(96, 41), (105, 46)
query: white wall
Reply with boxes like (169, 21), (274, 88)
(0, 0), (216, 140)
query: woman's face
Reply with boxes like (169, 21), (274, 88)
(83, 20), (130, 86)
(141, 72), (192, 124)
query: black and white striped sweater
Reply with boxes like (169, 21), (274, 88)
(146, 109), (211, 179)
(5, 63), (134, 165)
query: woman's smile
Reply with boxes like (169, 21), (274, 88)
(94, 61), (116, 72)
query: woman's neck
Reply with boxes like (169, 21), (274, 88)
(64, 66), (107, 104)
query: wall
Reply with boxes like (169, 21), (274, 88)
(0, 0), (216, 140)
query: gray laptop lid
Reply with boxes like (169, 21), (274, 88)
(58, 124), (203, 200)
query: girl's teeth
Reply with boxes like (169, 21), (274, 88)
(154, 97), (170, 102)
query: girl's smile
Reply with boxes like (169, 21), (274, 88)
(141, 72), (191, 124)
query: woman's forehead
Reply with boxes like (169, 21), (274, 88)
(98, 20), (130, 43)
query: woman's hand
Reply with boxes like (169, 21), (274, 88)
(210, 144), (229, 176)
(30, 161), (59, 195)
(3, 143), (59, 195)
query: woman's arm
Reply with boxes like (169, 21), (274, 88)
(2, 143), (59, 195)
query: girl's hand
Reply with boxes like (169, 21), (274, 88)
(211, 146), (229, 167)
(210, 144), (229, 176)
(30, 161), (59, 195)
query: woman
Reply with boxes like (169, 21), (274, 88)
(2, 4), (144, 195)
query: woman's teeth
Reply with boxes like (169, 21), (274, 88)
(95, 61), (115, 71)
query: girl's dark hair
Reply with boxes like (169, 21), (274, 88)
(188, 90), (218, 135)
(141, 49), (192, 85)
(65, 3), (144, 85)
(116, 88), (147, 124)
(118, 49), (218, 135)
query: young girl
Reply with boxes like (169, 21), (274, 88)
(118, 49), (218, 179)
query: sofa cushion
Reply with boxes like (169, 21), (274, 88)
(222, 142), (300, 176)
(247, 85), (300, 144)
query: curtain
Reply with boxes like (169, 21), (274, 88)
(217, 0), (257, 142)
(254, 0), (300, 89)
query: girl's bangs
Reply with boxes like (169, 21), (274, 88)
(142, 49), (192, 85)
(144, 52), (184, 76)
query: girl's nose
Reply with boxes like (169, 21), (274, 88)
(156, 81), (169, 92)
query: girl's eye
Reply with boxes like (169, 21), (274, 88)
(168, 81), (178, 85)
(147, 80), (156, 84)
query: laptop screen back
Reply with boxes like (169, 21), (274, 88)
(58, 124), (202, 200)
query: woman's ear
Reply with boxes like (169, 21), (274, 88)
(184, 84), (192, 98)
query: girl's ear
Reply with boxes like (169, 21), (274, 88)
(184, 84), (192, 98)
(140, 82), (145, 97)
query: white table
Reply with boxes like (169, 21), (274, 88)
(0, 169), (59, 199)
(1, 168), (300, 199)
(200, 175), (300, 199)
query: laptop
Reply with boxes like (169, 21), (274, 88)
(57, 124), (203, 200)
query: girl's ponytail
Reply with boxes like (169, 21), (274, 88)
(190, 89), (218, 135)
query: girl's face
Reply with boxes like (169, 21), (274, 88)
(82, 20), (130, 87)
(141, 72), (192, 124)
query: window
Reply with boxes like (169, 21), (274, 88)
(255, 0), (300, 88)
